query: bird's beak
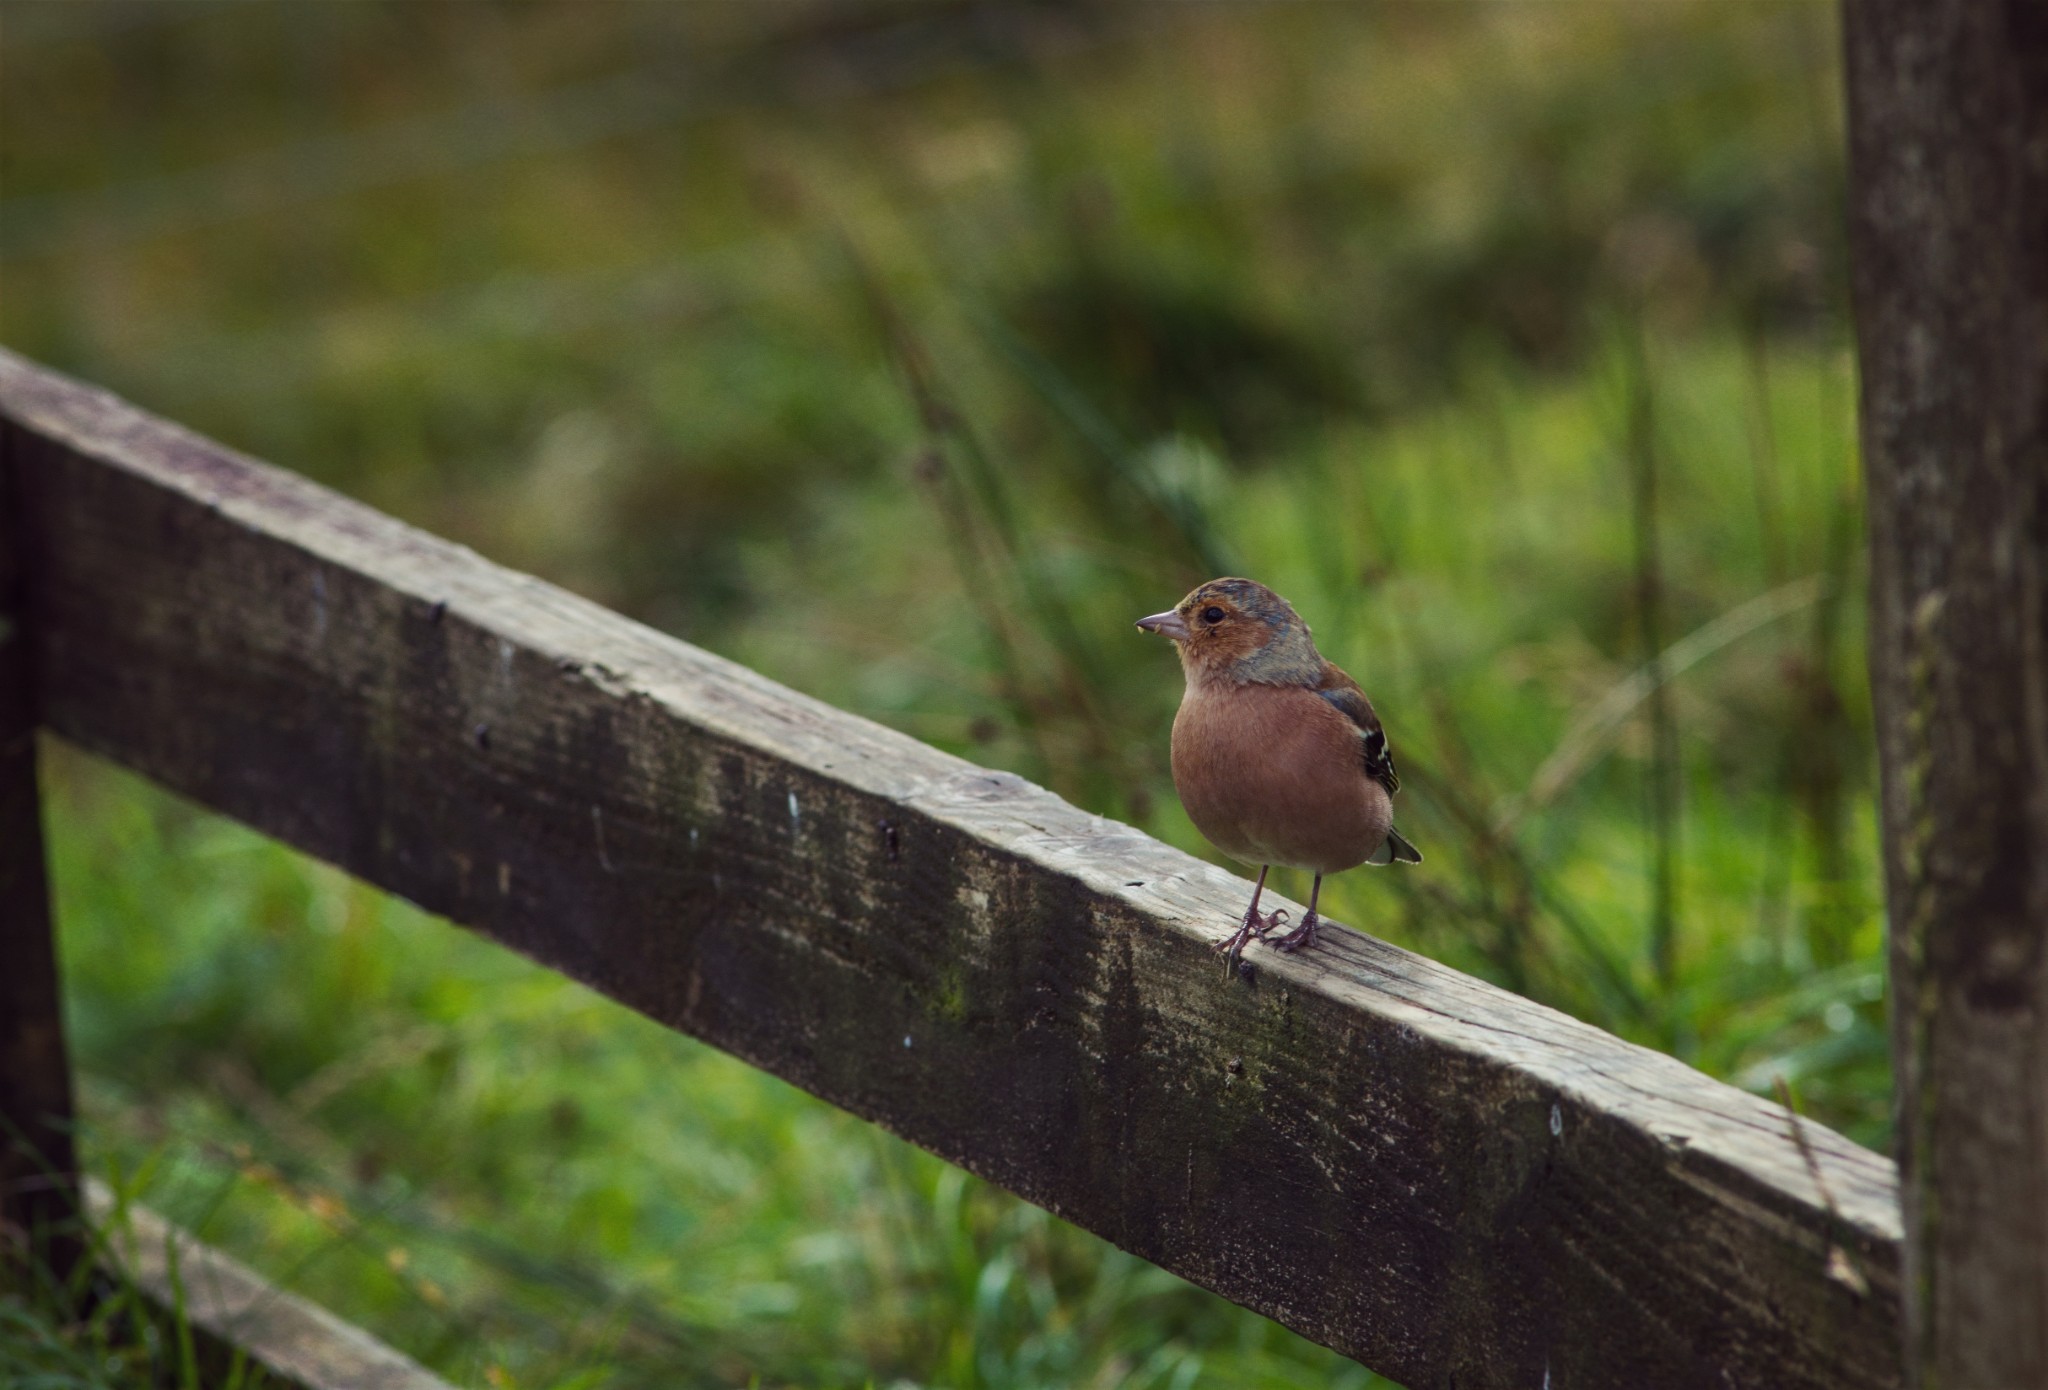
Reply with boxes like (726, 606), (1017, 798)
(1135, 609), (1191, 641)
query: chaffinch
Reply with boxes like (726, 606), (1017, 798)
(1136, 578), (1421, 975)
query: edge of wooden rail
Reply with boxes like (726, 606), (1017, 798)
(0, 370), (82, 1283)
(85, 1179), (457, 1390)
(0, 347), (1902, 1390)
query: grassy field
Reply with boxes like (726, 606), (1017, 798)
(3, 4), (1877, 1386)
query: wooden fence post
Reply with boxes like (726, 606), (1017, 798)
(0, 423), (79, 1281)
(1843, 2), (2048, 1383)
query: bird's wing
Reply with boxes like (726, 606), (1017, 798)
(1312, 663), (1401, 797)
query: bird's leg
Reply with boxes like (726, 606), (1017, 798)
(1272, 873), (1324, 953)
(1213, 866), (1286, 975)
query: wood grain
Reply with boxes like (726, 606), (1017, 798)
(0, 347), (1902, 1389)
(1845, 3), (2048, 1382)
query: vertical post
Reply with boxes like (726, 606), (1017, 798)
(1844, 2), (2048, 1384)
(0, 421), (79, 1280)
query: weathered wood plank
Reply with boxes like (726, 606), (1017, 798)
(87, 1180), (457, 1390)
(0, 347), (1902, 1389)
(0, 412), (80, 1281)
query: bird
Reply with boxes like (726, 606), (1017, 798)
(1135, 577), (1421, 975)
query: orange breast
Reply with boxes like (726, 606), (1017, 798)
(1170, 681), (1393, 875)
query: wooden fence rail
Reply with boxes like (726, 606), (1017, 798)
(0, 348), (1901, 1388)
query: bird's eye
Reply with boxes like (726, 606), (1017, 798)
(1201, 606), (1226, 624)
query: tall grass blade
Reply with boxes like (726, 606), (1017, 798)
(972, 308), (1239, 578)
(1624, 321), (1683, 1000)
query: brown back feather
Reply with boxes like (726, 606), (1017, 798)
(1313, 661), (1401, 796)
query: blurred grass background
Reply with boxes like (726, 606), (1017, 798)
(1, 3), (1877, 1386)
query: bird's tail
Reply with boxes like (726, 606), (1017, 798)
(1370, 826), (1424, 866)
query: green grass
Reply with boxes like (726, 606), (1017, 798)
(1, 1178), (287, 1390)
(3, 3), (1877, 1385)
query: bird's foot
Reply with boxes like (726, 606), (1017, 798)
(1213, 908), (1289, 976)
(1271, 911), (1321, 954)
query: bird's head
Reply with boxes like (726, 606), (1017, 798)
(1135, 577), (1322, 686)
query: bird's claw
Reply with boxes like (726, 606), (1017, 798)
(1212, 927), (1250, 977)
(1211, 908), (1287, 952)
(1214, 908), (1289, 978)
(1271, 911), (1321, 954)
